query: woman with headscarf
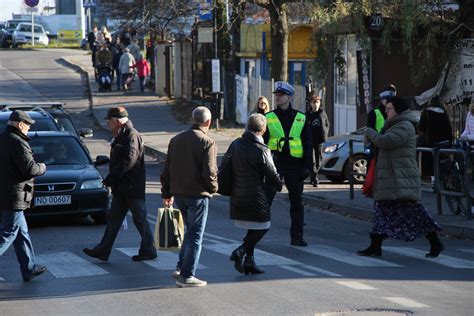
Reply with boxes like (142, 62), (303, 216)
(358, 96), (444, 258)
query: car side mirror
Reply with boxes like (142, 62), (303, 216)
(94, 155), (109, 166)
(45, 31), (50, 35)
(80, 128), (93, 138)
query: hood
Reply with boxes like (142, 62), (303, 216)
(35, 165), (103, 184)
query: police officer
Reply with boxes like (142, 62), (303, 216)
(0, 110), (47, 282)
(264, 81), (313, 246)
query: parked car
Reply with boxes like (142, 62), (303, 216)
(0, 102), (93, 139)
(26, 131), (109, 223)
(12, 22), (49, 47)
(0, 19), (28, 48)
(319, 128), (368, 184)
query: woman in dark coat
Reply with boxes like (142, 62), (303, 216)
(358, 97), (443, 258)
(418, 96), (453, 177)
(228, 114), (282, 275)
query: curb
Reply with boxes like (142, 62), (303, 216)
(302, 194), (474, 240)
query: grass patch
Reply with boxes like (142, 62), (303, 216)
(20, 39), (81, 49)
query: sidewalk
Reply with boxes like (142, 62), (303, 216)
(61, 50), (474, 240)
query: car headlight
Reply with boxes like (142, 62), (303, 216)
(80, 179), (103, 189)
(324, 141), (346, 153)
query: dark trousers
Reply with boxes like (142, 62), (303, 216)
(115, 69), (121, 89)
(243, 229), (268, 256)
(311, 144), (323, 181)
(270, 163), (305, 241)
(139, 77), (146, 92)
(0, 210), (37, 278)
(92, 195), (156, 260)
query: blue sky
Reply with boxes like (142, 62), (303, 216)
(0, 0), (53, 22)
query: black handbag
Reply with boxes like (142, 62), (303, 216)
(217, 140), (237, 196)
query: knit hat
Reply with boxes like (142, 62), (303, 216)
(388, 96), (410, 114)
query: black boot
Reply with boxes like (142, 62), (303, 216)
(229, 245), (245, 273)
(357, 233), (383, 257)
(243, 255), (265, 275)
(425, 232), (444, 258)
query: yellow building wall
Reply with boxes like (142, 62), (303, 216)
(239, 24), (316, 59)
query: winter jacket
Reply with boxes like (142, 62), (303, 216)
(103, 120), (146, 198)
(365, 110), (421, 201)
(229, 132), (282, 222)
(161, 125), (218, 199)
(0, 126), (46, 210)
(133, 59), (150, 78)
(307, 109), (330, 146)
(263, 105), (313, 170)
(118, 52), (135, 75)
(96, 48), (113, 66)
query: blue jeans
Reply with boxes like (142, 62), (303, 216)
(175, 196), (209, 278)
(92, 195), (156, 260)
(0, 210), (37, 278)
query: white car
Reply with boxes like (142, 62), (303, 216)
(12, 22), (49, 47)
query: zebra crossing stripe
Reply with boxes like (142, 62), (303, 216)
(0, 277), (5, 281)
(298, 264), (342, 277)
(459, 249), (474, 254)
(279, 265), (316, 277)
(297, 245), (403, 267)
(384, 247), (474, 269)
(335, 281), (377, 290)
(115, 247), (208, 270)
(382, 297), (430, 308)
(36, 251), (108, 278)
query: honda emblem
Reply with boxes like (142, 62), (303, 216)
(48, 185), (55, 192)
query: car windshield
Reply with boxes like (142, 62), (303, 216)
(30, 137), (91, 165)
(18, 25), (43, 33)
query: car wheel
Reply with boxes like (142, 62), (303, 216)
(91, 212), (107, 225)
(325, 174), (346, 183)
(344, 154), (368, 184)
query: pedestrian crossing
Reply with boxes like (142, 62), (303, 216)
(1, 233), (474, 282)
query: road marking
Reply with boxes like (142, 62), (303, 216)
(204, 232), (238, 243)
(279, 265), (316, 276)
(36, 252), (108, 278)
(298, 264), (342, 277)
(382, 297), (430, 308)
(335, 281), (377, 290)
(384, 247), (474, 268)
(205, 242), (302, 266)
(297, 245), (403, 267)
(0, 277), (5, 281)
(116, 247), (208, 270)
(459, 248), (474, 254)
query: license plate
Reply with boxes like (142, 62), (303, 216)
(34, 195), (71, 206)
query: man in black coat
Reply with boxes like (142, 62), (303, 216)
(264, 81), (313, 246)
(83, 107), (156, 262)
(0, 110), (47, 282)
(306, 95), (329, 187)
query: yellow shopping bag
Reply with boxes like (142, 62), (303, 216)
(154, 206), (184, 251)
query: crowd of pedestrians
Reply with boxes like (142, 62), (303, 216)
(2, 78), (458, 287)
(87, 25), (151, 92)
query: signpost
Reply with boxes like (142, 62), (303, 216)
(83, 0), (97, 35)
(25, 0), (39, 47)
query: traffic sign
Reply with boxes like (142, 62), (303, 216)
(25, 0), (39, 8)
(83, 0), (97, 8)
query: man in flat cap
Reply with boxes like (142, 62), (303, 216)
(264, 82), (313, 246)
(84, 106), (157, 262)
(0, 110), (47, 281)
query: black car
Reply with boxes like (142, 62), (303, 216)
(26, 131), (110, 223)
(0, 102), (93, 139)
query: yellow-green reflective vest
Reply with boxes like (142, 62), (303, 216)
(266, 111), (305, 158)
(374, 108), (385, 132)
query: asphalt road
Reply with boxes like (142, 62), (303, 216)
(0, 49), (473, 316)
